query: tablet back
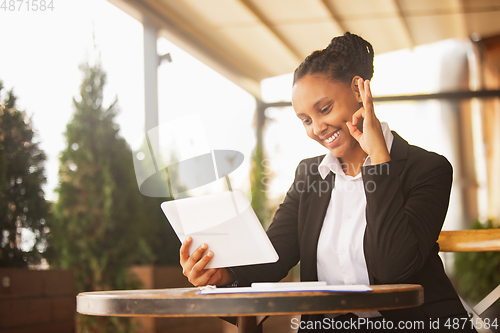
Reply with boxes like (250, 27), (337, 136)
(161, 190), (279, 269)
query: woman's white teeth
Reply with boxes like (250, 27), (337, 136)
(325, 131), (339, 143)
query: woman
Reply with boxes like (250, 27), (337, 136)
(180, 32), (475, 332)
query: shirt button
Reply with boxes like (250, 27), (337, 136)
(341, 247), (346, 253)
(346, 214), (351, 219)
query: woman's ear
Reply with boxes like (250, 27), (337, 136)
(351, 76), (363, 103)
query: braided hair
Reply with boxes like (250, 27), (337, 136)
(293, 32), (374, 86)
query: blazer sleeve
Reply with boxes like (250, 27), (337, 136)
(229, 161), (305, 286)
(361, 151), (453, 283)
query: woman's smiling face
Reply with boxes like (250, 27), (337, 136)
(292, 74), (363, 160)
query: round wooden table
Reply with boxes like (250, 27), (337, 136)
(77, 284), (423, 333)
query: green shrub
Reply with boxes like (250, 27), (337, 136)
(454, 220), (500, 306)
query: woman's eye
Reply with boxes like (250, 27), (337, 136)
(320, 104), (332, 114)
(302, 118), (311, 125)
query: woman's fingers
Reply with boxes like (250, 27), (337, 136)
(358, 78), (364, 99)
(191, 250), (213, 275)
(179, 239), (220, 286)
(195, 269), (219, 286)
(188, 252), (221, 286)
(179, 237), (192, 265)
(186, 243), (209, 269)
(347, 108), (364, 141)
(364, 80), (374, 120)
(351, 107), (364, 127)
(181, 240), (210, 277)
(364, 79), (373, 107)
(358, 78), (374, 121)
(346, 121), (360, 141)
(353, 78), (390, 163)
(190, 254), (216, 285)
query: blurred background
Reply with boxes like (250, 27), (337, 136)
(1, 0), (500, 332)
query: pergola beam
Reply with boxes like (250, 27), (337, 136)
(373, 89), (500, 102)
(238, 0), (303, 62)
(319, 0), (348, 34)
(457, 0), (472, 39)
(390, 0), (415, 49)
(108, 0), (263, 99)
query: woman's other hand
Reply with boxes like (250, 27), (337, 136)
(346, 78), (391, 165)
(179, 237), (235, 286)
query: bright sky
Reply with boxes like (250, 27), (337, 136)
(0, 0), (257, 202)
(0, 0), (482, 229)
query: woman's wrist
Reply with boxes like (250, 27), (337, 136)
(218, 267), (237, 286)
(369, 149), (391, 165)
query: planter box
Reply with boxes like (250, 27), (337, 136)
(0, 268), (75, 333)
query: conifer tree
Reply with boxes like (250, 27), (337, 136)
(250, 146), (271, 227)
(0, 81), (51, 267)
(50, 61), (150, 288)
(49, 61), (165, 332)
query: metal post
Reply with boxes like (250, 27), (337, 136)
(143, 19), (159, 132)
(255, 99), (267, 151)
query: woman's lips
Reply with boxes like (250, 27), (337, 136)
(323, 129), (340, 147)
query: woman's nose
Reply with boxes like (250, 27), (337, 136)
(312, 119), (327, 136)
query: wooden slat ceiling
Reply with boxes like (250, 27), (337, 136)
(108, 0), (500, 99)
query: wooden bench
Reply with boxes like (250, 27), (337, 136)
(438, 229), (500, 332)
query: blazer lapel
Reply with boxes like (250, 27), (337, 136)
(365, 131), (409, 284)
(390, 131), (409, 163)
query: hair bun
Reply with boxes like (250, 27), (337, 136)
(293, 32), (374, 86)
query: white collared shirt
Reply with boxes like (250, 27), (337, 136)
(316, 123), (394, 318)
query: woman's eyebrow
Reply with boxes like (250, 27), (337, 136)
(294, 97), (328, 116)
(313, 97), (327, 108)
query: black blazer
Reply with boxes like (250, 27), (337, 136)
(231, 132), (467, 323)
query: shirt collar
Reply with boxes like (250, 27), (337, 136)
(318, 122), (394, 180)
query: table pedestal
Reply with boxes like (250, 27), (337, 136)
(237, 316), (263, 333)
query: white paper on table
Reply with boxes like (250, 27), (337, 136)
(197, 282), (372, 295)
(161, 190), (279, 269)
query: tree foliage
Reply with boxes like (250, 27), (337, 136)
(250, 146), (272, 227)
(47, 61), (179, 332)
(454, 220), (500, 306)
(0, 81), (51, 267)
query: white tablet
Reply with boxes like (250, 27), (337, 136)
(161, 190), (279, 269)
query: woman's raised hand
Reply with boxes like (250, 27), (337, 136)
(179, 237), (234, 287)
(346, 78), (391, 165)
